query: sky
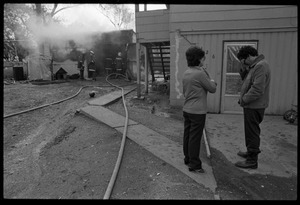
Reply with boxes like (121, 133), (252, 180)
(18, 4), (167, 53)
(54, 4), (135, 31)
(53, 4), (167, 32)
(25, 4), (136, 50)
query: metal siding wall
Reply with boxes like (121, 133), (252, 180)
(136, 10), (170, 43)
(203, 34), (221, 113)
(291, 32), (298, 106)
(285, 32), (296, 112)
(273, 31), (297, 114)
(169, 6), (297, 32)
(170, 5), (288, 13)
(276, 32), (288, 114)
(271, 32), (281, 114)
(258, 32), (273, 113)
(184, 34), (222, 113)
(170, 30), (297, 115)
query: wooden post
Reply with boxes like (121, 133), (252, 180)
(136, 42), (141, 98)
(135, 4), (139, 12)
(145, 46), (148, 94)
(203, 128), (211, 158)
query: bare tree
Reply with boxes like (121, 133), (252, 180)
(4, 4), (35, 61)
(97, 4), (134, 30)
(4, 4), (78, 60)
(50, 4), (78, 17)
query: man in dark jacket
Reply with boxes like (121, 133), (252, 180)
(235, 46), (271, 169)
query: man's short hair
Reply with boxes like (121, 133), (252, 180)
(237, 46), (258, 60)
(185, 46), (205, 67)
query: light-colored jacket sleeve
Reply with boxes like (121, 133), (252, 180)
(198, 72), (217, 93)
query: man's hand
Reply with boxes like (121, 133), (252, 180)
(211, 79), (217, 86)
(238, 98), (245, 106)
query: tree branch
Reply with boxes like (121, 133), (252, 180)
(51, 4), (58, 17)
(97, 5), (118, 29)
(52, 5), (79, 16)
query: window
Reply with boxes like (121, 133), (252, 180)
(224, 42), (258, 95)
(138, 4), (167, 12)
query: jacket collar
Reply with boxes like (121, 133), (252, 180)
(249, 54), (265, 68)
(190, 66), (204, 70)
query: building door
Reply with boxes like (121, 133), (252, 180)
(13, 67), (25, 81)
(221, 41), (258, 114)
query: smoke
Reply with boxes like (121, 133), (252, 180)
(23, 4), (118, 56)
(28, 17), (99, 49)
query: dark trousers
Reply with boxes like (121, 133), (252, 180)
(183, 111), (206, 169)
(80, 70), (84, 79)
(92, 71), (96, 80)
(243, 108), (265, 154)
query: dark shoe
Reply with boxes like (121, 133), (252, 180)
(189, 167), (205, 173)
(184, 157), (189, 165)
(235, 160), (258, 169)
(237, 151), (249, 158)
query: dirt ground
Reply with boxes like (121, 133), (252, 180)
(3, 77), (297, 200)
(3, 78), (213, 199)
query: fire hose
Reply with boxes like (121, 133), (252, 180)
(103, 73), (130, 199)
(4, 73), (134, 200)
(3, 80), (134, 119)
(4, 76), (213, 199)
(4, 85), (92, 119)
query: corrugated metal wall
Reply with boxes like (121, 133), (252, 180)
(170, 30), (297, 115)
(169, 5), (297, 32)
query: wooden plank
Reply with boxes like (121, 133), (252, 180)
(136, 13), (169, 26)
(80, 106), (138, 128)
(82, 103), (218, 194)
(149, 53), (170, 55)
(137, 23), (169, 33)
(115, 124), (218, 193)
(152, 63), (170, 66)
(139, 31), (170, 42)
(88, 87), (136, 106)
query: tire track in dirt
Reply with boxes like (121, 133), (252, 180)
(4, 87), (105, 198)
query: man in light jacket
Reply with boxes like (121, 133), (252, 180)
(235, 46), (271, 169)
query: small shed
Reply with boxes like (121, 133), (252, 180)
(55, 67), (67, 80)
(3, 61), (27, 80)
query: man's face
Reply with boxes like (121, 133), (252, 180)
(240, 56), (251, 66)
(199, 56), (206, 67)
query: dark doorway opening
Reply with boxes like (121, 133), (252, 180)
(13, 67), (25, 81)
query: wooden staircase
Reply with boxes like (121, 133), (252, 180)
(146, 42), (170, 82)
